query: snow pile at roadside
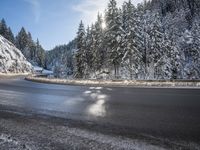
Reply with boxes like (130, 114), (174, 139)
(0, 35), (32, 73)
(26, 76), (200, 88)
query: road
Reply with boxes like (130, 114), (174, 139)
(0, 78), (200, 149)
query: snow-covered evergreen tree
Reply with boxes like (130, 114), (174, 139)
(35, 39), (46, 68)
(7, 27), (15, 44)
(85, 25), (94, 77)
(15, 27), (29, 54)
(183, 21), (200, 79)
(144, 13), (166, 79)
(0, 19), (15, 43)
(75, 21), (86, 78)
(167, 32), (183, 79)
(0, 19), (7, 38)
(122, 0), (143, 79)
(93, 14), (105, 74)
(15, 27), (46, 68)
(105, 0), (124, 78)
(70, 0), (200, 80)
(191, 21), (200, 64)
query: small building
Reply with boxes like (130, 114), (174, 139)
(33, 66), (54, 77)
(33, 66), (43, 75)
(42, 69), (54, 78)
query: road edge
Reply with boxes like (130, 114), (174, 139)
(25, 76), (200, 89)
(0, 73), (30, 79)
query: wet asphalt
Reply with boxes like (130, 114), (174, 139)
(0, 78), (200, 149)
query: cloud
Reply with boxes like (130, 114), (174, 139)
(23, 0), (41, 23)
(73, 0), (144, 25)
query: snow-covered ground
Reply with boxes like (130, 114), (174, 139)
(0, 73), (30, 76)
(0, 128), (165, 150)
(0, 134), (30, 150)
(1, 109), (192, 150)
(0, 35), (32, 74)
(26, 76), (200, 88)
(0, 73), (30, 80)
(0, 106), (199, 150)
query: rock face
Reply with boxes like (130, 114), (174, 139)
(0, 35), (32, 73)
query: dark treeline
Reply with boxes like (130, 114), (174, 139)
(74, 0), (200, 80)
(0, 19), (45, 68)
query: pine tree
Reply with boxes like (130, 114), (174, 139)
(160, 34), (175, 79)
(0, 19), (15, 43)
(145, 13), (166, 79)
(15, 27), (29, 52)
(122, 0), (143, 79)
(105, 0), (124, 78)
(7, 27), (15, 43)
(36, 39), (46, 68)
(53, 0), (200, 80)
(0, 19), (7, 38)
(27, 32), (36, 61)
(191, 21), (200, 64)
(85, 25), (93, 73)
(75, 21), (86, 78)
(15, 27), (34, 64)
(15, 28), (46, 68)
(186, 21), (200, 79)
(93, 14), (104, 73)
(169, 33), (183, 79)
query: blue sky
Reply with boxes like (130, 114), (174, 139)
(0, 0), (143, 50)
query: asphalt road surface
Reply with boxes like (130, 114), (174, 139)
(0, 78), (200, 149)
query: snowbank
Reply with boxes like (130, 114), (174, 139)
(0, 73), (30, 79)
(0, 35), (32, 73)
(26, 76), (200, 88)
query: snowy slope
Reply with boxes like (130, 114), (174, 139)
(0, 35), (32, 73)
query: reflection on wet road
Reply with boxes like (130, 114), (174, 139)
(0, 78), (200, 142)
(84, 87), (108, 117)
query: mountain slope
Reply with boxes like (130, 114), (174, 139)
(46, 40), (76, 77)
(0, 35), (32, 73)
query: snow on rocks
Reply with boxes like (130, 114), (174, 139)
(0, 35), (32, 73)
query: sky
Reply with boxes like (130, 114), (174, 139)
(0, 0), (143, 50)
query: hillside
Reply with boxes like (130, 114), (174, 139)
(46, 40), (76, 77)
(0, 35), (32, 73)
